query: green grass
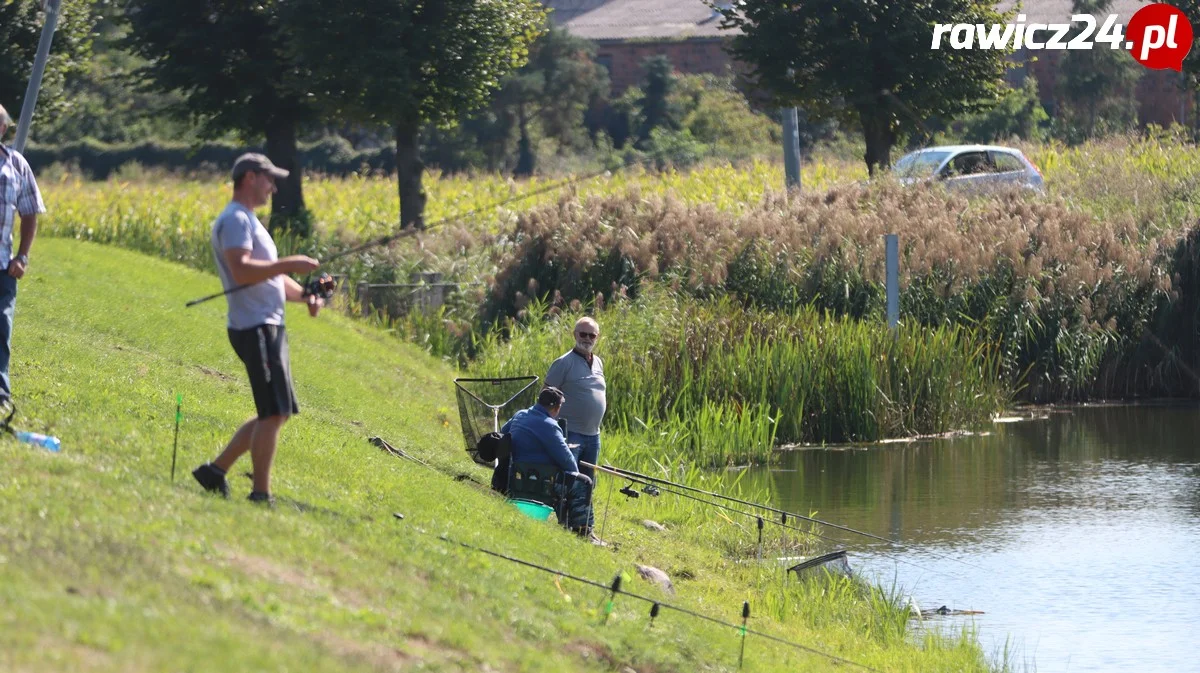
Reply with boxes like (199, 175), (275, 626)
(0, 239), (998, 672)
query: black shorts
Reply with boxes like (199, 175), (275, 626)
(228, 324), (299, 419)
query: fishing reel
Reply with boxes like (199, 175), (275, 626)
(619, 481), (661, 499)
(302, 273), (337, 301)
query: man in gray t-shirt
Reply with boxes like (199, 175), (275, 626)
(544, 317), (606, 480)
(191, 153), (323, 505)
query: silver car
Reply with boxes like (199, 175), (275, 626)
(893, 145), (1044, 192)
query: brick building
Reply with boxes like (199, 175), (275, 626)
(544, 0), (1194, 128)
(544, 0), (733, 93)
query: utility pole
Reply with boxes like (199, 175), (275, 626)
(781, 107), (801, 190)
(13, 0), (63, 153)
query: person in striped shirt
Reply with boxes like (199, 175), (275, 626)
(0, 104), (46, 400)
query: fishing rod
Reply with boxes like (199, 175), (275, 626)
(185, 168), (613, 308)
(586, 462), (962, 579)
(370, 435), (434, 470)
(585, 461), (984, 573)
(435, 532), (884, 673)
(586, 462), (895, 544)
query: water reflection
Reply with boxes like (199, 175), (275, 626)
(740, 404), (1200, 673)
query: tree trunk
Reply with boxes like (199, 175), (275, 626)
(395, 119), (427, 230)
(265, 118), (308, 236)
(514, 104), (535, 178)
(859, 109), (896, 178)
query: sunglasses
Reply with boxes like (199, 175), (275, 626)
(577, 332), (598, 339)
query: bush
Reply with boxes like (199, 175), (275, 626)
(482, 180), (1178, 401)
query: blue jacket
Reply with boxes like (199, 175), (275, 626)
(502, 404), (579, 474)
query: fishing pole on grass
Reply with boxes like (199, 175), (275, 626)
(433, 532), (884, 673)
(370, 435), (489, 488)
(584, 461), (982, 574)
(184, 168), (615, 308)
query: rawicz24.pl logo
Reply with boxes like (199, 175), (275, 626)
(931, 2), (1193, 71)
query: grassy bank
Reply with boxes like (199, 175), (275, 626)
(0, 239), (996, 672)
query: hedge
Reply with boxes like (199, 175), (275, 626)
(23, 137), (397, 178)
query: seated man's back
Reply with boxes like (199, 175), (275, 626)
(499, 388), (595, 535)
(503, 405), (578, 473)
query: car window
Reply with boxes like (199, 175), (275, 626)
(894, 150), (951, 177)
(944, 151), (992, 177)
(991, 152), (1024, 172)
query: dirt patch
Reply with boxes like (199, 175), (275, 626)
(216, 546), (370, 610)
(316, 633), (414, 670)
(566, 641), (657, 672)
(196, 365), (235, 382)
(316, 632), (477, 671)
(29, 636), (116, 671)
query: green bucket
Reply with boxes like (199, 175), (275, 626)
(509, 498), (555, 521)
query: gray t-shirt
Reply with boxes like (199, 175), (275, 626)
(545, 350), (607, 436)
(211, 202), (285, 330)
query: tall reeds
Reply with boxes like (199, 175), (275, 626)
(471, 291), (1007, 465)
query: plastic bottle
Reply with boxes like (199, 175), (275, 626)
(15, 430), (61, 452)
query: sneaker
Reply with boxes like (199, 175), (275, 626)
(247, 491), (275, 506)
(192, 463), (230, 498)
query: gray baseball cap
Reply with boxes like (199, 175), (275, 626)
(231, 152), (289, 181)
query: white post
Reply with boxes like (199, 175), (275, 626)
(886, 234), (899, 330)
(13, 0), (62, 153)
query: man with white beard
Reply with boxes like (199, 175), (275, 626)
(544, 317), (606, 480)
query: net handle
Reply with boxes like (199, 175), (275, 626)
(453, 376), (540, 410)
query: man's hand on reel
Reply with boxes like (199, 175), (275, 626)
(302, 273), (336, 318)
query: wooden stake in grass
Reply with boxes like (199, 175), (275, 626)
(170, 393), (182, 482)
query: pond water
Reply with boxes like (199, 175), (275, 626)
(741, 404), (1200, 672)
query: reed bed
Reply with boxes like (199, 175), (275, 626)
(469, 291), (1007, 464)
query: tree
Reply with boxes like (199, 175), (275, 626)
(603, 57), (685, 150)
(637, 56), (683, 145)
(0, 0), (94, 135)
(284, 0), (546, 230)
(1056, 0), (1140, 141)
(1173, 2), (1200, 93)
(35, 6), (207, 145)
(123, 0), (321, 233)
(494, 24), (609, 176)
(958, 75), (1049, 143)
(718, 0), (1011, 176)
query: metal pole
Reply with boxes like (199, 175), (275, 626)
(13, 0), (62, 153)
(885, 234), (899, 330)
(781, 107), (801, 190)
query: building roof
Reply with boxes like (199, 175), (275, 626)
(543, 0), (728, 41)
(543, 0), (1153, 43)
(998, 0), (1148, 25)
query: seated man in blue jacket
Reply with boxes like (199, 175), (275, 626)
(501, 386), (595, 535)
